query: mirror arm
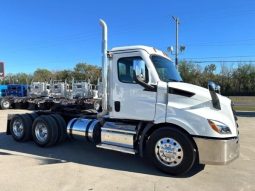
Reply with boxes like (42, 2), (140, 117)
(134, 78), (155, 91)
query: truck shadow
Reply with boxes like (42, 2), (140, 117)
(0, 133), (204, 178)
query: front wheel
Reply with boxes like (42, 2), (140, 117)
(145, 127), (197, 176)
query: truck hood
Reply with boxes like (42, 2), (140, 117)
(166, 82), (237, 137)
(168, 82), (211, 102)
(167, 82), (232, 110)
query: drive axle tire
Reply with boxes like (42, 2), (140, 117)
(50, 114), (67, 144)
(32, 115), (59, 147)
(1, 98), (11, 109)
(145, 127), (196, 176)
(28, 113), (39, 121)
(10, 114), (33, 142)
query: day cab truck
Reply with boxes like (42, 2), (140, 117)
(0, 84), (28, 109)
(6, 20), (239, 176)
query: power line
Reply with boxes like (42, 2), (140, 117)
(183, 55), (255, 60)
(186, 43), (255, 47)
(185, 38), (255, 46)
(184, 60), (255, 63)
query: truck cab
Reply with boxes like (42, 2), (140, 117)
(6, 84), (28, 97)
(0, 85), (7, 97)
(71, 81), (91, 99)
(29, 82), (50, 97)
(50, 81), (69, 98)
(109, 46), (174, 121)
(108, 45), (238, 137)
(105, 45), (239, 167)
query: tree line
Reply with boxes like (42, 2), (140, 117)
(178, 60), (255, 96)
(1, 63), (101, 85)
(1, 61), (255, 96)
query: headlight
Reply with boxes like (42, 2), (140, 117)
(208, 119), (232, 134)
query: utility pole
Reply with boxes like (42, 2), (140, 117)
(172, 16), (180, 67)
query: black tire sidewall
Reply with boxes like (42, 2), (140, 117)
(146, 127), (196, 175)
(10, 114), (25, 141)
(28, 113), (38, 121)
(10, 114), (33, 142)
(43, 115), (59, 146)
(50, 114), (67, 144)
(32, 115), (58, 147)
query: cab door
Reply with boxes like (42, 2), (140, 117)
(109, 51), (156, 121)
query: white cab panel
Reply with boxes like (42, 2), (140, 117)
(109, 50), (156, 121)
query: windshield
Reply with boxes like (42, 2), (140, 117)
(151, 55), (183, 82)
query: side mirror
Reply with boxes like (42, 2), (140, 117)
(133, 60), (155, 91)
(208, 81), (221, 94)
(208, 81), (221, 110)
(133, 60), (146, 83)
(215, 85), (221, 94)
(208, 81), (216, 92)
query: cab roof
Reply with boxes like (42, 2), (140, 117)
(110, 45), (170, 59)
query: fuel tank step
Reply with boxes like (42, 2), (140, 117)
(96, 143), (136, 155)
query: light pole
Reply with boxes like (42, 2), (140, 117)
(172, 16), (180, 67)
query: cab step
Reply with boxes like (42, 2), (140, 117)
(96, 144), (136, 154)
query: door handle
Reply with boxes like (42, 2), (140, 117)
(114, 101), (120, 112)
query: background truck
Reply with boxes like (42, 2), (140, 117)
(29, 82), (50, 97)
(6, 19), (239, 176)
(0, 80), (98, 110)
(6, 84), (28, 97)
(0, 85), (7, 97)
(0, 84), (28, 109)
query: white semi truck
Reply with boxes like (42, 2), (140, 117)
(29, 82), (50, 97)
(71, 80), (95, 99)
(6, 20), (239, 175)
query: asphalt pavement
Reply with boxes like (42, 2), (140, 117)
(0, 109), (254, 191)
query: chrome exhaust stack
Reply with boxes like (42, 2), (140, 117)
(98, 19), (108, 118)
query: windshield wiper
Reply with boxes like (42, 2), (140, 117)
(168, 79), (182, 82)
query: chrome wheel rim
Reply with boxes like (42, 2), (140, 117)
(3, 101), (10, 108)
(35, 122), (48, 142)
(94, 102), (100, 111)
(155, 137), (184, 167)
(12, 119), (24, 138)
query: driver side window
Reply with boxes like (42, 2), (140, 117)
(117, 57), (148, 83)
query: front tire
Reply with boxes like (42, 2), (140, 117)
(145, 127), (196, 176)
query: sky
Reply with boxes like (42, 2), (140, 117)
(0, 0), (255, 74)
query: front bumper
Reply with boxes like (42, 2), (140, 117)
(194, 136), (239, 165)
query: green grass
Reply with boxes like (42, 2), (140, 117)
(229, 96), (255, 103)
(233, 106), (255, 111)
(229, 96), (255, 111)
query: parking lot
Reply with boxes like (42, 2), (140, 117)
(0, 110), (254, 191)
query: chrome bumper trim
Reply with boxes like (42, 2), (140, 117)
(194, 136), (239, 165)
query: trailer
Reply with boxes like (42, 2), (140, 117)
(6, 20), (239, 176)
